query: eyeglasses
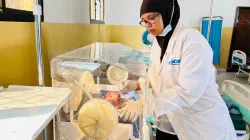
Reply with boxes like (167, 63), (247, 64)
(139, 13), (160, 27)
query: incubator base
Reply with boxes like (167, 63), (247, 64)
(59, 121), (135, 140)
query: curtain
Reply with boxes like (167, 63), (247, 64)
(201, 17), (223, 65)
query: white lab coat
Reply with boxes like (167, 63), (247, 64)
(148, 24), (237, 140)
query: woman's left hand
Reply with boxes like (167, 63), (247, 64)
(118, 80), (140, 94)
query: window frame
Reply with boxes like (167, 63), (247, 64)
(90, 0), (105, 24)
(0, 0), (44, 22)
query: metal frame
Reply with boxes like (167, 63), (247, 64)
(227, 6), (250, 72)
(0, 0), (44, 22)
(1, 0), (46, 139)
(232, 50), (250, 84)
(33, 0), (46, 139)
(90, 0), (105, 24)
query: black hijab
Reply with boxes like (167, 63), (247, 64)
(140, 0), (180, 61)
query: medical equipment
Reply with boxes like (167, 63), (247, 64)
(78, 99), (118, 139)
(222, 80), (250, 138)
(151, 98), (188, 135)
(50, 42), (150, 140)
(68, 71), (96, 111)
(232, 50), (250, 84)
(107, 64), (128, 85)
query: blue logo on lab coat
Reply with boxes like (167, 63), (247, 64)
(168, 59), (181, 65)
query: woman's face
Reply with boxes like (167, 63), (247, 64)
(140, 12), (164, 36)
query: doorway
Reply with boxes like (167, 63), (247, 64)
(227, 7), (250, 72)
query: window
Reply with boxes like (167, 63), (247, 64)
(0, 0), (3, 12)
(6, 0), (33, 11)
(90, 0), (104, 24)
(0, 0), (44, 22)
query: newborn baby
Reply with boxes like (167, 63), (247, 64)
(105, 91), (140, 138)
(105, 91), (126, 109)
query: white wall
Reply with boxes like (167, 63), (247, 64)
(42, 0), (250, 26)
(179, 0), (250, 27)
(44, 0), (90, 23)
(104, 0), (112, 24)
(107, 0), (250, 27)
(105, 0), (143, 25)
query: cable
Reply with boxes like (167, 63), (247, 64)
(61, 71), (101, 139)
(58, 112), (71, 140)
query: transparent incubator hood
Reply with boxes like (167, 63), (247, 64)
(51, 42), (147, 79)
(50, 42), (149, 140)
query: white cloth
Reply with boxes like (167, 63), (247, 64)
(118, 100), (143, 122)
(148, 23), (237, 140)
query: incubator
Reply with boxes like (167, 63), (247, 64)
(50, 42), (150, 140)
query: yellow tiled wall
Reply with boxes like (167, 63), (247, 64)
(110, 25), (146, 50)
(0, 22), (37, 87)
(219, 27), (233, 69)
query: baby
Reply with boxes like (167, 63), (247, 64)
(105, 91), (126, 109)
(105, 91), (140, 138)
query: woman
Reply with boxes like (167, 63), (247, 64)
(118, 0), (237, 139)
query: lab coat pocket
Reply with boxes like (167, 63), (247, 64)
(163, 57), (180, 74)
(162, 63), (179, 85)
(190, 105), (229, 140)
(171, 65), (180, 74)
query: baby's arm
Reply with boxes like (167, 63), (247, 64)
(115, 102), (126, 109)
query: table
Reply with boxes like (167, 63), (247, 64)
(0, 85), (71, 140)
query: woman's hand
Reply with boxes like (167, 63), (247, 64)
(118, 80), (141, 94)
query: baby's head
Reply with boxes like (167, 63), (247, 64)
(105, 91), (121, 106)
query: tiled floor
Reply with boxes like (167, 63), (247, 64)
(216, 70), (250, 93)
